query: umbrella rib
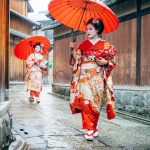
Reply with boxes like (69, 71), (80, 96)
(18, 48), (26, 60)
(49, 0), (79, 16)
(80, 4), (89, 31)
(67, 1), (84, 29)
(99, 5), (118, 28)
(99, 9), (117, 32)
(76, 1), (88, 30)
(16, 44), (27, 59)
(72, 0), (88, 30)
(88, 3), (102, 19)
(81, 0), (118, 32)
(49, 0), (80, 9)
(97, 10), (113, 32)
(50, 0), (86, 31)
(87, 4), (98, 21)
(23, 48), (29, 60)
(23, 46), (32, 60)
(81, 7), (94, 31)
(50, 5), (77, 23)
(98, 3), (118, 27)
(61, 1), (84, 28)
(48, 0), (118, 33)
(49, 3), (73, 17)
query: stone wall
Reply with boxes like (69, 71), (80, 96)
(114, 86), (150, 118)
(0, 101), (13, 149)
(52, 83), (70, 98)
(52, 84), (150, 119)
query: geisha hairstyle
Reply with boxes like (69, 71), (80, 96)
(86, 18), (104, 35)
(33, 42), (44, 50)
(33, 42), (41, 49)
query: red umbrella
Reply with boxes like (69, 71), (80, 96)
(48, 0), (119, 33)
(14, 36), (50, 60)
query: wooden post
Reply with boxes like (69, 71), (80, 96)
(136, 0), (141, 86)
(0, 0), (9, 101)
(5, 0), (10, 89)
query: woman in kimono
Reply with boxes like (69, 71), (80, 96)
(25, 42), (47, 103)
(70, 18), (117, 140)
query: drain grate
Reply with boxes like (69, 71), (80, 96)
(12, 120), (42, 138)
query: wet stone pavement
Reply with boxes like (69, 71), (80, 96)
(9, 84), (150, 150)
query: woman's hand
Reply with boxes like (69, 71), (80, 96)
(42, 66), (47, 70)
(34, 62), (38, 66)
(34, 59), (39, 65)
(69, 42), (76, 49)
(95, 57), (108, 66)
(69, 42), (78, 60)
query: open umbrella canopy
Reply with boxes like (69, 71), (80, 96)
(48, 0), (119, 33)
(14, 36), (50, 60)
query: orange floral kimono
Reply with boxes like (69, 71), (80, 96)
(70, 39), (117, 130)
(25, 53), (46, 94)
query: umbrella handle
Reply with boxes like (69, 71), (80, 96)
(71, 29), (76, 46)
(73, 34), (76, 43)
(70, 33), (76, 51)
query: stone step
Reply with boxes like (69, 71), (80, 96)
(8, 134), (26, 150)
(11, 120), (46, 150)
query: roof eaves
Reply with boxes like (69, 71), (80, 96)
(10, 29), (30, 39)
(42, 22), (61, 31)
(10, 9), (41, 27)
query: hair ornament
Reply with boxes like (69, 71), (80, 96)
(92, 18), (100, 24)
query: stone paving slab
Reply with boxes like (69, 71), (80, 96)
(13, 120), (43, 138)
(25, 137), (46, 150)
(9, 84), (150, 150)
(8, 134), (26, 150)
(45, 136), (108, 150)
(36, 123), (83, 136)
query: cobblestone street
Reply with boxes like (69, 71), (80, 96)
(9, 84), (150, 150)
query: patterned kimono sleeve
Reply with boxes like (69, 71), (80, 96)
(70, 47), (81, 90)
(70, 46), (82, 113)
(41, 57), (48, 72)
(103, 44), (117, 120)
(26, 54), (35, 69)
(25, 54), (34, 91)
(69, 44), (82, 66)
(105, 44), (117, 78)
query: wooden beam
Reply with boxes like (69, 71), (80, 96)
(119, 7), (150, 22)
(141, 7), (150, 16)
(108, 0), (129, 7)
(119, 12), (137, 22)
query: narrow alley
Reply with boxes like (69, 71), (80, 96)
(9, 84), (150, 150)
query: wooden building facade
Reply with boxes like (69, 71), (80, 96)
(53, 0), (150, 86)
(0, 0), (9, 102)
(52, 0), (150, 118)
(9, 0), (40, 82)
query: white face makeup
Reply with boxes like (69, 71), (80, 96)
(86, 23), (98, 39)
(35, 45), (41, 53)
